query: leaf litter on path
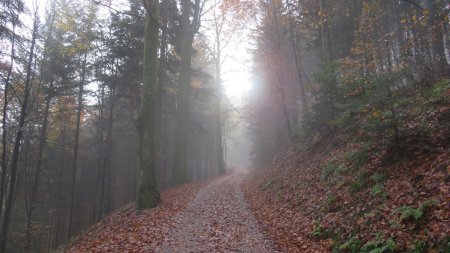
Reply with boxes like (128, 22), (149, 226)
(68, 172), (278, 253)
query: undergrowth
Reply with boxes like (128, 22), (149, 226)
(395, 199), (437, 223)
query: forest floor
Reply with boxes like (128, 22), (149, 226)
(68, 143), (449, 253)
(243, 134), (450, 252)
(68, 171), (276, 253)
(68, 119), (449, 252)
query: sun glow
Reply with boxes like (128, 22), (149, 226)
(223, 69), (252, 102)
(220, 36), (254, 105)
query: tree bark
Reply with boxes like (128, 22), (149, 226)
(172, 0), (201, 185)
(136, 0), (161, 209)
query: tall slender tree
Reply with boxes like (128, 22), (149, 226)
(0, 7), (38, 253)
(172, 0), (202, 185)
(136, 0), (161, 209)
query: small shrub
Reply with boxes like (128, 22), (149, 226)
(349, 181), (364, 195)
(344, 149), (369, 170)
(371, 183), (384, 196)
(361, 235), (396, 253)
(370, 172), (387, 183)
(322, 161), (348, 180)
(388, 220), (400, 229)
(338, 235), (361, 253)
(312, 222), (334, 238)
(395, 199), (437, 222)
(323, 193), (340, 212)
(437, 236), (449, 253)
(348, 170), (369, 194)
(409, 240), (427, 253)
(426, 79), (450, 104)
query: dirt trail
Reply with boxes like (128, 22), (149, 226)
(158, 171), (276, 253)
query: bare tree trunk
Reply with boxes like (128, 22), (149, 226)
(54, 98), (69, 248)
(92, 83), (106, 222)
(212, 4), (226, 175)
(173, 30), (195, 184)
(0, 20), (17, 222)
(214, 52), (225, 175)
(99, 85), (115, 216)
(24, 8), (56, 247)
(425, 0), (449, 78)
(0, 13), (38, 253)
(25, 81), (54, 250)
(284, 0), (307, 117)
(319, 0), (333, 62)
(67, 51), (87, 240)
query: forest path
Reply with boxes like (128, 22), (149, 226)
(158, 171), (276, 253)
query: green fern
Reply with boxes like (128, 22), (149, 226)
(361, 236), (396, 253)
(339, 235), (361, 253)
(395, 199), (437, 222)
(371, 183), (384, 196)
(321, 161), (348, 180)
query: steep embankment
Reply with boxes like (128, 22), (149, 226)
(244, 127), (449, 252)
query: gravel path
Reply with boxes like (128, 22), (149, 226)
(158, 172), (276, 253)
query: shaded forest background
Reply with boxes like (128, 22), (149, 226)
(0, 0), (449, 252)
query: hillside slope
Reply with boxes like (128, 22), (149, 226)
(244, 127), (449, 252)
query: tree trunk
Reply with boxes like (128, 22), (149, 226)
(0, 21), (16, 222)
(158, 4), (169, 187)
(319, 0), (332, 62)
(172, 2), (195, 185)
(172, 0), (201, 185)
(214, 46), (225, 175)
(25, 81), (54, 250)
(67, 51), (87, 240)
(0, 14), (37, 253)
(285, 0), (307, 117)
(92, 84), (106, 222)
(212, 3), (226, 176)
(24, 9), (56, 247)
(100, 85), (115, 215)
(425, 0), (449, 78)
(136, 0), (161, 209)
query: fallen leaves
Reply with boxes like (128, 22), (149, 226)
(67, 182), (204, 252)
(68, 126), (449, 252)
(243, 136), (450, 252)
(159, 173), (275, 252)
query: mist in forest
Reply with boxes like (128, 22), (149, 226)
(0, 0), (449, 251)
